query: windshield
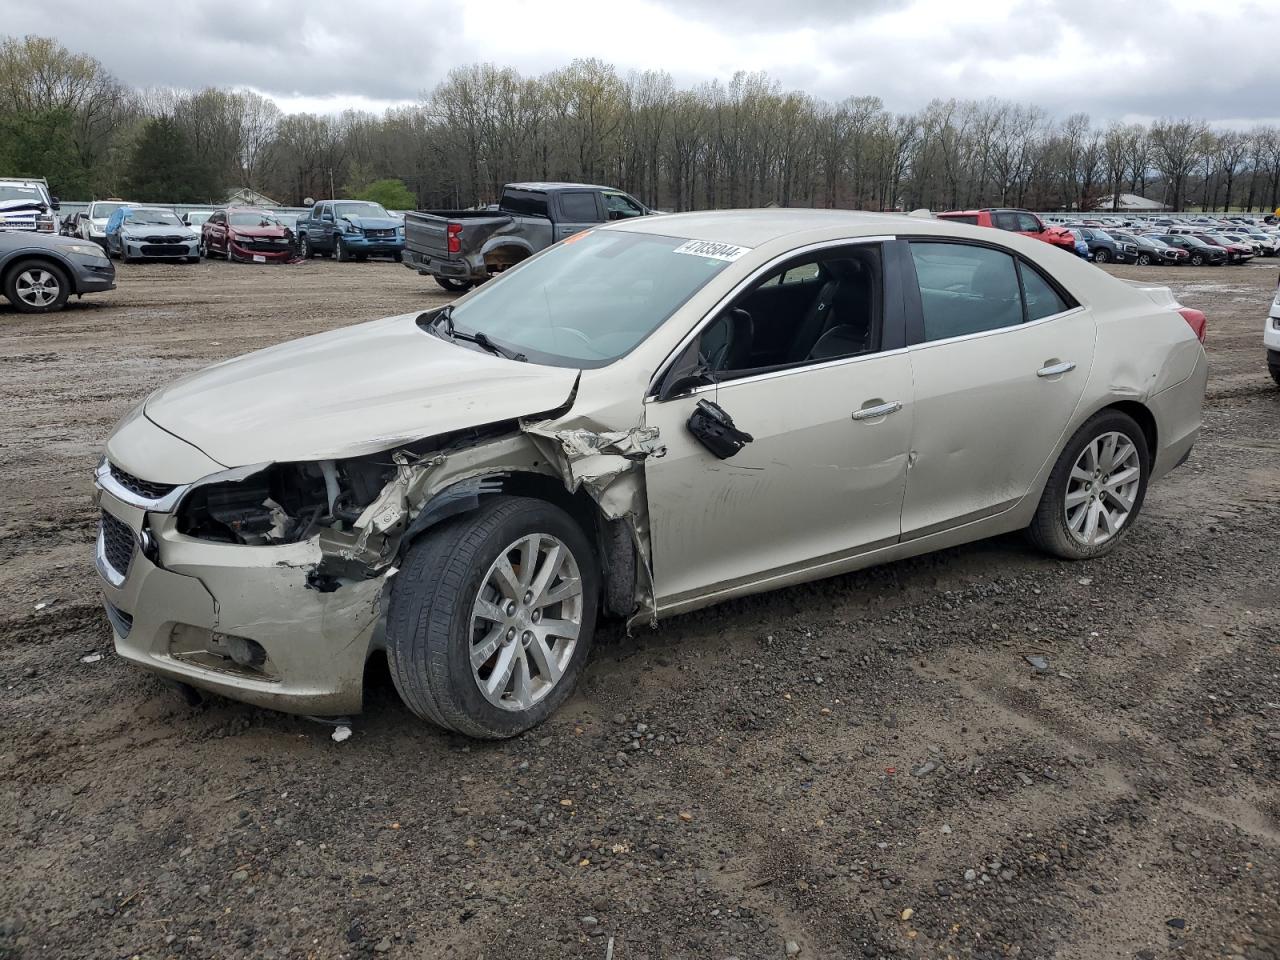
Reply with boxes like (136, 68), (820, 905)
(1092, 230), (1115, 242)
(442, 230), (737, 368)
(229, 211), (281, 227)
(89, 202), (124, 219)
(185, 211), (213, 225)
(125, 209), (182, 226)
(334, 202), (388, 220)
(0, 184), (46, 204)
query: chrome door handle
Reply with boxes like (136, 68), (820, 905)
(1036, 361), (1076, 378)
(851, 400), (902, 421)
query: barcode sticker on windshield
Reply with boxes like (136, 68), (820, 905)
(672, 240), (751, 262)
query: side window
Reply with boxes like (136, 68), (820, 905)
(992, 211), (1020, 231)
(604, 192), (646, 219)
(1016, 213), (1042, 233)
(910, 242), (1023, 341)
(502, 192), (550, 218)
(696, 244), (883, 379)
(1019, 262), (1070, 321)
(558, 191), (599, 222)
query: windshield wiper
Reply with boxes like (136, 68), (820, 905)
(429, 305), (527, 362)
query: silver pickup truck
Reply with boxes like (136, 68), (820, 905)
(402, 182), (652, 291)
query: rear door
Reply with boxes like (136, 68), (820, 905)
(553, 191), (603, 242)
(900, 240), (1095, 538)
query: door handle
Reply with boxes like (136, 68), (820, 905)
(1036, 361), (1076, 378)
(851, 400), (902, 421)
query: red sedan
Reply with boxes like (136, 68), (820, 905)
(200, 208), (296, 263)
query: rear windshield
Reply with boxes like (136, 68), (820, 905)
(436, 230), (738, 368)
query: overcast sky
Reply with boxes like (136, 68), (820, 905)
(11, 0), (1278, 125)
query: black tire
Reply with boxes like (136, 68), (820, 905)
(198, 237), (209, 258)
(299, 235), (314, 259)
(434, 277), (472, 293)
(1136, 253), (1152, 266)
(335, 237), (350, 263)
(1028, 410), (1150, 561)
(1093, 248), (1111, 263)
(1270, 364), (1280, 388)
(1190, 253), (1205, 266)
(386, 496), (599, 739)
(3, 259), (71, 314)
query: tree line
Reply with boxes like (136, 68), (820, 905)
(3, 34), (1279, 214)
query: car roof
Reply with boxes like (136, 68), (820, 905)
(505, 182), (618, 192)
(604, 208), (952, 246)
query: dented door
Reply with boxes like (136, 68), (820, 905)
(643, 353), (913, 607)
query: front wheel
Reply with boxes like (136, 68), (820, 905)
(299, 235), (314, 259)
(1136, 253), (1152, 266)
(335, 237), (350, 262)
(1092, 248), (1111, 263)
(4, 260), (70, 313)
(386, 496), (598, 739)
(1189, 253), (1205, 266)
(434, 277), (472, 293)
(1027, 410), (1150, 560)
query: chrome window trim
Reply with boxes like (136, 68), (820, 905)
(905, 304), (1087, 352)
(94, 458), (190, 513)
(646, 235), (896, 401)
(644, 346), (910, 400)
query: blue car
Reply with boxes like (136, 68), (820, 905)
(296, 200), (406, 262)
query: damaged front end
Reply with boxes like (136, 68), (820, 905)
(96, 388), (668, 716)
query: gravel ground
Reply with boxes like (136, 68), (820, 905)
(1, 256), (1278, 960)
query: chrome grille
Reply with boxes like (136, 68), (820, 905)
(100, 511), (136, 581)
(109, 463), (176, 501)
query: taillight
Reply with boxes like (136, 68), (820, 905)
(446, 222), (463, 254)
(1177, 306), (1206, 343)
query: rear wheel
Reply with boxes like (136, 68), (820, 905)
(386, 496), (598, 739)
(4, 259), (70, 313)
(1028, 410), (1150, 560)
(434, 277), (472, 293)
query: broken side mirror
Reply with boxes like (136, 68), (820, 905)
(49, 196), (60, 210)
(687, 399), (753, 460)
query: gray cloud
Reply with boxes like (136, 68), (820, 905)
(7, 0), (1279, 123)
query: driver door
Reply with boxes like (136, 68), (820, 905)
(642, 241), (914, 608)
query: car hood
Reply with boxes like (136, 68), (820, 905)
(341, 216), (401, 231)
(142, 313), (580, 467)
(122, 224), (197, 239)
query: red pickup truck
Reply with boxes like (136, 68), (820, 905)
(937, 208), (1078, 254)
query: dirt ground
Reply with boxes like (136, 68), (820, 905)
(1, 255), (1278, 960)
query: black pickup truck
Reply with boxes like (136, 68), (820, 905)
(402, 182), (652, 291)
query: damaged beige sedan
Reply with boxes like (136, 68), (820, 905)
(95, 211), (1207, 738)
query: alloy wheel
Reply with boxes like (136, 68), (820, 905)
(14, 268), (61, 308)
(469, 533), (583, 712)
(1064, 431), (1141, 546)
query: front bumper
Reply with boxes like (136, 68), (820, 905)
(93, 462), (386, 715)
(340, 234), (404, 256)
(123, 237), (200, 260)
(72, 260), (116, 292)
(229, 238), (294, 263)
(1264, 310), (1280, 354)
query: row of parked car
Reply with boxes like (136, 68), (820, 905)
(939, 207), (1280, 268)
(59, 199), (409, 264)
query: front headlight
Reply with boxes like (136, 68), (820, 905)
(66, 242), (109, 260)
